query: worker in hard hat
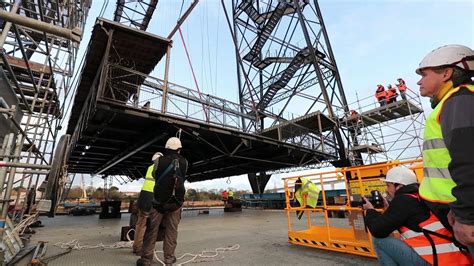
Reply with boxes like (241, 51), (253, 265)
(396, 78), (408, 100)
(386, 84), (398, 104)
(375, 84), (386, 107)
(416, 44), (474, 258)
(133, 152), (163, 255)
(228, 189), (234, 204)
(137, 137), (188, 266)
(362, 167), (471, 265)
(221, 190), (228, 204)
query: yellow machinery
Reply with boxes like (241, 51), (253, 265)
(284, 159), (423, 258)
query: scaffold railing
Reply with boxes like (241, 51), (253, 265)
(338, 86), (425, 165)
(89, 63), (338, 157)
(0, 1), (90, 261)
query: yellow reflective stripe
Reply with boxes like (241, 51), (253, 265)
(422, 149), (451, 168)
(419, 178), (456, 202)
(423, 167), (451, 179)
(142, 164), (156, 192)
(145, 164), (154, 178)
(296, 178), (320, 207)
(413, 243), (459, 256)
(142, 179), (155, 192)
(423, 138), (446, 150)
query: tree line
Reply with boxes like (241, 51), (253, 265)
(64, 186), (251, 201)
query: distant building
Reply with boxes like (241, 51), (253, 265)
(122, 192), (139, 197)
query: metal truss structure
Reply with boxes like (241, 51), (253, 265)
(113, 0), (158, 31)
(340, 88), (425, 165)
(0, 1), (90, 259)
(227, 0), (351, 167)
(66, 18), (333, 185)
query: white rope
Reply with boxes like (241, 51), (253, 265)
(154, 244), (240, 265)
(54, 228), (136, 250)
(13, 212), (39, 235)
(54, 239), (133, 250)
(54, 228), (239, 265)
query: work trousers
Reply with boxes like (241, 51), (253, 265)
(133, 209), (149, 254)
(140, 207), (182, 265)
(372, 237), (430, 266)
(400, 90), (407, 100)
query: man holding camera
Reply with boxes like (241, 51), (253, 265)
(362, 167), (471, 265)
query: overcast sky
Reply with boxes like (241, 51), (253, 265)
(70, 0), (473, 192)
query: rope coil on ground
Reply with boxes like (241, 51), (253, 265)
(54, 228), (240, 265)
(54, 239), (133, 250)
(154, 244), (240, 265)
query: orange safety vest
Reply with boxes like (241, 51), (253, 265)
(398, 84), (408, 92)
(386, 89), (396, 100)
(375, 88), (386, 100)
(399, 194), (472, 265)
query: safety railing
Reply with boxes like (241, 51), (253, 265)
(97, 64), (335, 154)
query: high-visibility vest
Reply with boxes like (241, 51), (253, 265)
(397, 84), (407, 92)
(375, 87), (386, 99)
(386, 88), (397, 100)
(295, 177), (320, 208)
(228, 191), (234, 197)
(399, 194), (472, 265)
(419, 84), (474, 203)
(141, 164), (155, 193)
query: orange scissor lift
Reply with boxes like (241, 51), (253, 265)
(284, 159), (423, 258)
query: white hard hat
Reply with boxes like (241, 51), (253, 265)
(382, 167), (417, 185)
(151, 152), (163, 161)
(416, 44), (474, 74)
(165, 137), (182, 150)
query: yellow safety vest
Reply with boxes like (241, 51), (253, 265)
(295, 177), (320, 207)
(141, 164), (155, 193)
(419, 84), (474, 203)
(228, 191), (234, 197)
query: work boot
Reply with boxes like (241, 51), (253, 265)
(136, 258), (150, 266)
(132, 249), (142, 256)
(164, 257), (177, 266)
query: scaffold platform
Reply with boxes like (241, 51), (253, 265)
(341, 100), (423, 127)
(260, 111), (335, 140)
(351, 144), (384, 154)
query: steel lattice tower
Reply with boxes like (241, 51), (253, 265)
(229, 0), (352, 166)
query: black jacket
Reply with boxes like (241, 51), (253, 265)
(153, 150), (188, 204)
(364, 184), (430, 238)
(440, 87), (474, 225)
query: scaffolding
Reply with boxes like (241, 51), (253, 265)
(339, 87), (425, 165)
(0, 0), (90, 262)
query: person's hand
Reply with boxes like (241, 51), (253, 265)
(453, 221), (474, 246)
(362, 197), (374, 210)
(447, 210), (455, 226)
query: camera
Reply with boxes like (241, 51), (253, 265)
(350, 190), (384, 208)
